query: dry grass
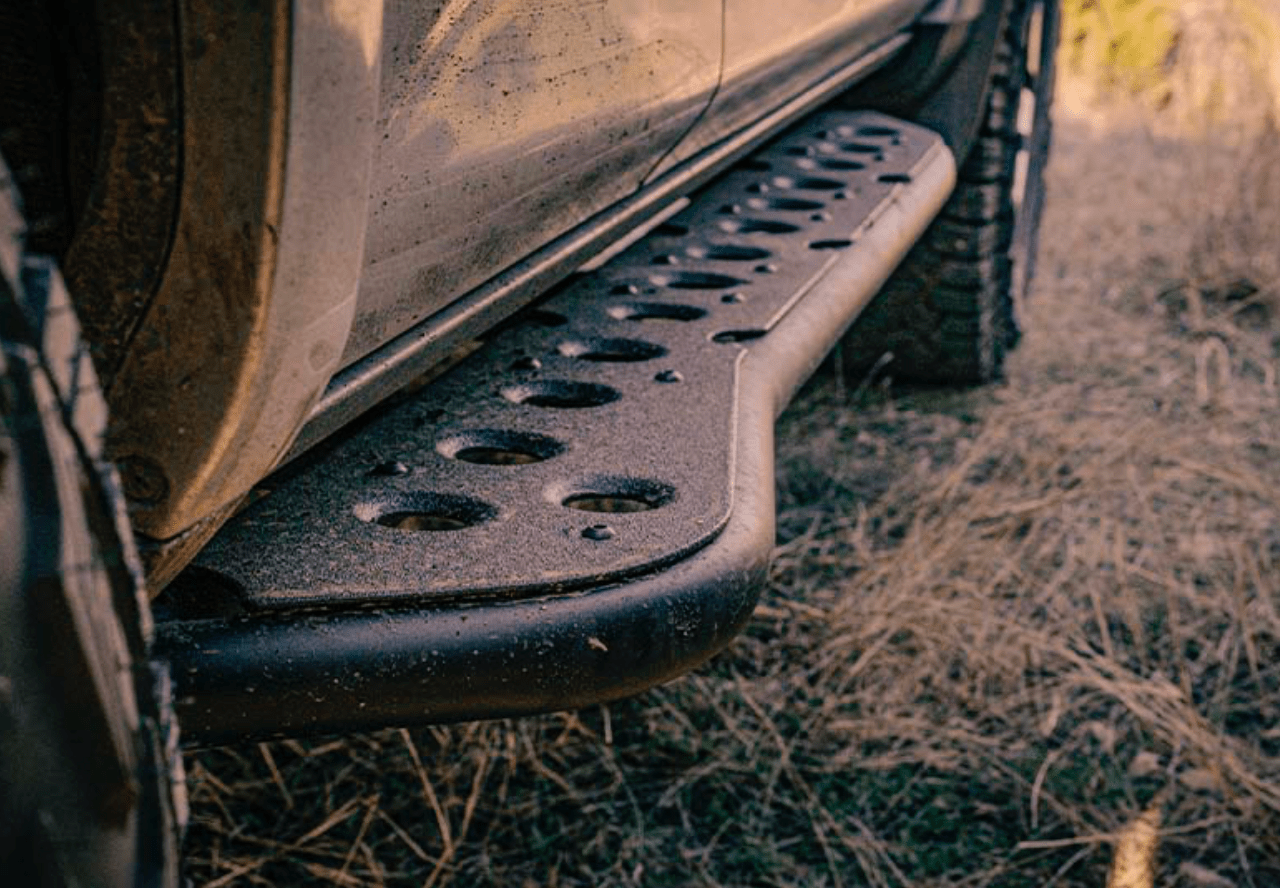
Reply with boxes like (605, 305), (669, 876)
(181, 17), (1280, 887)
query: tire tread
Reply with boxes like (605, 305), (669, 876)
(840, 0), (1056, 384)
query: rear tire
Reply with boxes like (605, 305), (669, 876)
(0, 154), (182, 888)
(840, 0), (1058, 384)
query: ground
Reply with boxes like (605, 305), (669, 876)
(181, 7), (1280, 884)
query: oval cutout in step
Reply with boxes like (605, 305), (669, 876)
(355, 493), (496, 532)
(438, 430), (565, 465)
(793, 177), (845, 191)
(856, 125), (900, 139)
(745, 196), (824, 212)
(502, 380), (621, 409)
(686, 244), (771, 262)
(607, 302), (707, 322)
(716, 218), (800, 235)
(816, 158), (865, 171)
(712, 329), (766, 343)
(651, 270), (749, 290)
(557, 337), (667, 362)
(556, 476), (676, 513)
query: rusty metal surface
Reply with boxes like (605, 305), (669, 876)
(193, 111), (953, 608)
(345, 0), (722, 365)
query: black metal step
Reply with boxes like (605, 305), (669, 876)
(153, 111), (955, 744)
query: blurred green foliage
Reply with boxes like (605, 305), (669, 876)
(1061, 0), (1279, 128)
(1061, 0), (1182, 98)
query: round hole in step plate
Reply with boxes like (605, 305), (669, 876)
(607, 302), (707, 322)
(816, 157), (865, 171)
(686, 244), (772, 262)
(438, 429), (565, 465)
(712, 329), (766, 343)
(856, 125), (900, 141)
(501, 380), (621, 409)
(818, 124), (859, 139)
(793, 177), (845, 191)
(651, 270), (749, 290)
(556, 476), (676, 513)
(355, 493), (496, 531)
(716, 218), (800, 235)
(745, 196), (824, 212)
(557, 337), (666, 362)
(841, 142), (883, 155)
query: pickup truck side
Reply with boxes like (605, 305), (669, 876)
(0, 1), (1057, 883)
